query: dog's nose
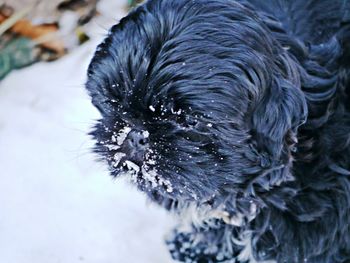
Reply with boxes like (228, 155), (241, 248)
(122, 129), (149, 165)
(127, 129), (150, 148)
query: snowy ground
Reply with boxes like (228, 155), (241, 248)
(0, 1), (175, 262)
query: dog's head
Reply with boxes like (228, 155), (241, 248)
(86, 0), (307, 214)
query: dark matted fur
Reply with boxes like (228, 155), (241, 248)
(86, 0), (350, 262)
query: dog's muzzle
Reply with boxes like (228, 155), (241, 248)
(120, 129), (150, 166)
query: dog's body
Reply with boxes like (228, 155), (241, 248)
(86, 0), (350, 262)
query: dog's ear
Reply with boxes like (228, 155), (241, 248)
(241, 75), (307, 195)
(251, 76), (307, 160)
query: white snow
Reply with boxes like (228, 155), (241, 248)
(0, 1), (175, 262)
(149, 105), (155, 112)
(125, 160), (141, 173)
(113, 152), (126, 167)
(116, 126), (132, 146)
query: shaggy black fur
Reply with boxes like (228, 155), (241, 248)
(85, 0), (350, 262)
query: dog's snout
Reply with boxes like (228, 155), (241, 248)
(128, 129), (149, 148)
(122, 129), (149, 164)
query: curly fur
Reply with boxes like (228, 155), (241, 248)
(85, 0), (350, 262)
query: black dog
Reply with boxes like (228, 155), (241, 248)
(86, 0), (350, 262)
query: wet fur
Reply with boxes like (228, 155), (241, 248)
(86, 0), (350, 262)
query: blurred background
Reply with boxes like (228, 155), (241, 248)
(0, 0), (174, 262)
